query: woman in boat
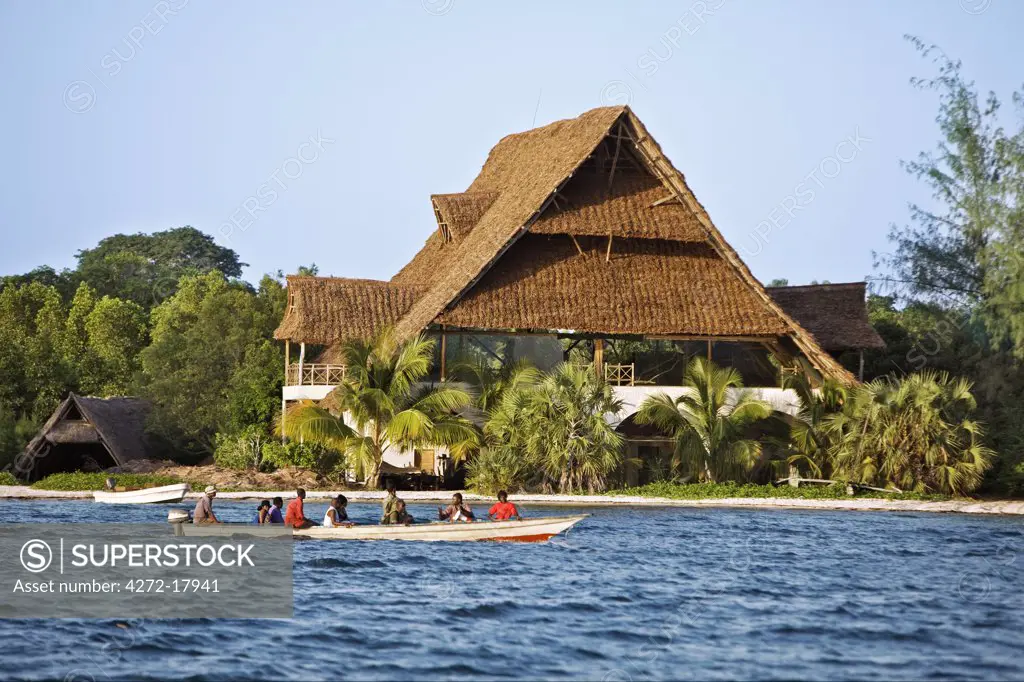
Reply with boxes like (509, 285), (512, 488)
(438, 493), (474, 523)
(254, 499), (272, 524)
(323, 495), (351, 527)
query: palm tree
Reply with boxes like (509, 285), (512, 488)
(827, 371), (994, 496)
(277, 329), (479, 488)
(485, 362), (624, 494)
(635, 356), (772, 482)
(778, 371), (848, 479)
(526, 363), (625, 493)
(449, 357), (542, 414)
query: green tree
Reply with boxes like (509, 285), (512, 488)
(636, 357), (772, 482)
(778, 372), (848, 478)
(74, 226), (245, 308)
(278, 330), (478, 487)
(138, 270), (282, 454)
(878, 38), (1024, 355)
(84, 297), (147, 395)
(826, 371), (995, 496)
(487, 363), (623, 494)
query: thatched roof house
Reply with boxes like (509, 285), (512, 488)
(20, 394), (153, 481)
(276, 106), (882, 385)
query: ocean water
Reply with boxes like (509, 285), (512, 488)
(1, 499), (1022, 681)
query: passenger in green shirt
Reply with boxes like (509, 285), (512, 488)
(381, 483), (401, 525)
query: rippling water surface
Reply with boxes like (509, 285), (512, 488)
(1, 499), (1023, 681)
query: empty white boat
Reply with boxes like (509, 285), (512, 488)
(94, 483), (190, 504)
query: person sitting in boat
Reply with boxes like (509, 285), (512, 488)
(254, 499), (272, 524)
(266, 496), (285, 524)
(381, 483), (403, 525)
(285, 488), (316, 529)
(438, 493), (474, 523)
(487, 491), (522, 521)
(395, 499), (414, 525)
(323, 494), (352, 528)
(193, 485), (221, 524)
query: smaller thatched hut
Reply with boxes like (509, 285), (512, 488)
(20, 394), (154, 481)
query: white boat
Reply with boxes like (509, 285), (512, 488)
(94, 483), (190, 504)
(169, 513), (588, 542)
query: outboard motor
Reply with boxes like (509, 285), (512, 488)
(167, 509), (191, 536)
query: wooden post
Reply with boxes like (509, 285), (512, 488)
(282, 339), (289, 443)
(281, 397), (287, 444)
(284, 339), (290, 384)
(594, 339), (605, 378)
(298, 342), (306, 386)
(858, 349), (865, 382)
(605, 233), (614, 262)
(570, 234), (585, 256)
(707, 339), (713, 362)
(440, 329), (447, 382)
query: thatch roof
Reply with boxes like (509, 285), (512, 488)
(437, 235), (788, 336)
(768, 283), (885, 351)
(393, 106), (628, 339)
(274, 277), (424, 345)
(432, 191), (500, 241)
(24, 394), (153, 466)
(276, 106), (861, 383)
(531, 169), (706, 241)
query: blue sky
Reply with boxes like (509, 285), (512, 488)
(1, 0), (1021, 288)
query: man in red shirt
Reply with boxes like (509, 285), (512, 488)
(488, 490), (522, 521)
(285, 488), (315, 529)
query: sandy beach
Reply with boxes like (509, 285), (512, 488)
(3, 485), (1022, 515)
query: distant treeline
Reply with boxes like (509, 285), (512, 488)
(0, 226), (315, 465)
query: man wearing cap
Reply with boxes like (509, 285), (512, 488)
(193, 485), (222, 524)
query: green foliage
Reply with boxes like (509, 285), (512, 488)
(466, 446), (534, 495)
(0, 412), (40, 471)
(73, 226), (245, 308)
(869, 41), (1024, 495)
(213, 425), (273, 471)
(84, 297), (147, 394)
(31, 472), (184, 491)
(826, 371), (995, 496)
(0, 471), (20, 486)
(636, 357), (772, 483)
(776, 372), (848, 479)
(607, 481), (947, 501)
(484, 363), (624, 494)
(279, 329), (479, 487)
(139, 271), (284, 454)
(261, 440), (342, 478)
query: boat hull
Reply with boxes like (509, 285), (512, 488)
(94, 483), (190, 504)
(174, 514), (588, 542)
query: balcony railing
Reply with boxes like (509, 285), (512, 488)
(286, 363), (346, 386)
(605, 363), (635, 386)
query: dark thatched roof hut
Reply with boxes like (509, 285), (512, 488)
(275, 106), (883, 384)
(20, 394), (153, 481)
